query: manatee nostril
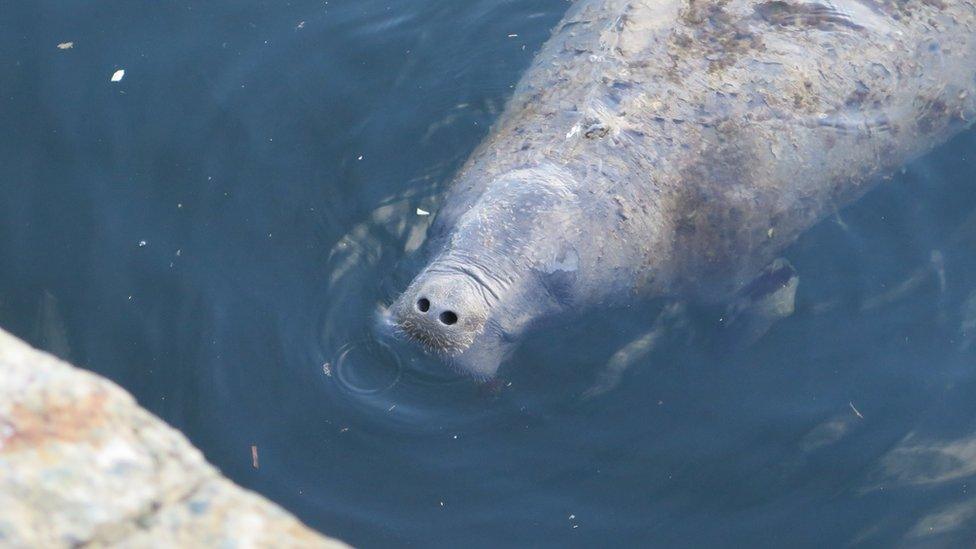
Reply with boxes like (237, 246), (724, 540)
(439, 311), (458, 325)
(416, 298), (430, 313)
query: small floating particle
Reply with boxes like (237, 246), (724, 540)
(296, 20), (306, 30)
(138, 240), (148, 247)
(322, 362), (332, 376)
(111, 69), (125, 82)
(357, 155), (363, 160)
(387, 404), (397, 412)
(416, 208), (430, 216)
(340, 427), (350, 433)
(849, 401), (865, 419)
(57, 42), (74, 50)
(439, 501), (445, 507)
(251, 445), (259, 469)
(569, 514), (575, 520)
(508, 33), (519, 38)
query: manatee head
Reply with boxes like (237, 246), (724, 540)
(388, 169), (583, 378)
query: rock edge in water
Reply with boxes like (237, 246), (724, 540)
(0, 328), (346, 548)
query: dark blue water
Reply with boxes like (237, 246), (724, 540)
(3, 1), (976, 547)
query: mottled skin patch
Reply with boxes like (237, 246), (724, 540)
(390, 0), (976, 376)
(859, 0), (947, 19)
(671, 0), (765, 74)
(917, 97), (949, 134)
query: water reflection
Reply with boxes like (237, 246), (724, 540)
(879, 431), (976, 487)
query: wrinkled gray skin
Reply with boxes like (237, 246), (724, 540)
(389, 0), (976, 378)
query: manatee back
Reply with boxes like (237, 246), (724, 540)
(443, 0), (976, 301)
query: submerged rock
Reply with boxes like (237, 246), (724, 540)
(0, 328), (345, 548)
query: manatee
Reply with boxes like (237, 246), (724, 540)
(387, 0), (976, 378)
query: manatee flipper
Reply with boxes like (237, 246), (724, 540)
(722, 258), (798, 350)
(582, 302), (688, 399)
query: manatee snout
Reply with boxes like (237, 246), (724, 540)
(391, 270), (490, 358)
(388, 169), (580, 378)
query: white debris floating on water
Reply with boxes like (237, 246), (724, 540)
(57, 42), (74, 50)
(416, 208), (430, 216)
(111, 69), (125, 82)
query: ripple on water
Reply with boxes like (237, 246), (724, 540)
(333, 339), (402, 395)
(317, 330), (502, 435)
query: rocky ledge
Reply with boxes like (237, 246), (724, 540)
(0, 328), (345, 548)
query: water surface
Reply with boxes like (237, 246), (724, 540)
(2, 1), (976, 546)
